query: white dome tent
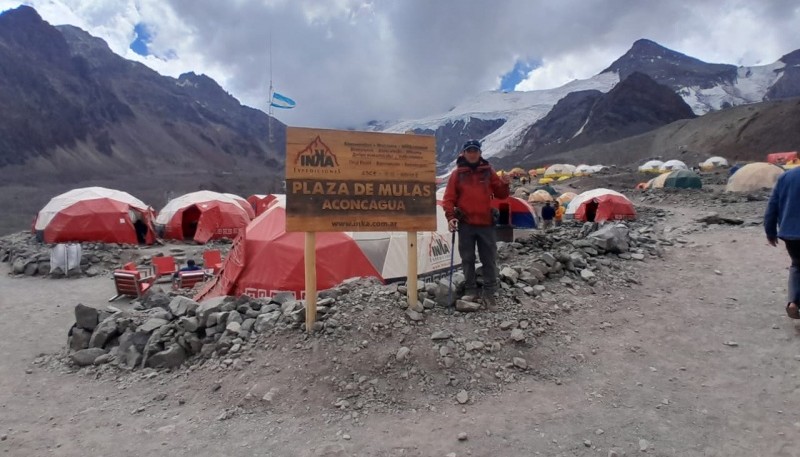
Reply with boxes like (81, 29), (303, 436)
(659, 160), (688, 172)
(638, 160), (664, 173)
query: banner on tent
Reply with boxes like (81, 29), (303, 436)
(285, 127), (437, 232)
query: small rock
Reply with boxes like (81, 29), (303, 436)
(510, 328), (525, 342)
(723, 341), (739, 347)
(70, 348), (107, 367)
(396, 346), (410, 361)
(457, 432), (468, 441)
(456, 390), (469, 404)
(639, 438), (649, 451)
(342, 434), (351, 440)
(513, 357), (527, 369)
(262, 388), (278, 403)
(584, 440), (591, 447)
(455, 300), (481, 313)
(595, 428), (604, 435)
(405, 308), (423, 322)
(431, 330), (453, 340)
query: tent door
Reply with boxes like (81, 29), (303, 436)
(181, 205), (201, 241)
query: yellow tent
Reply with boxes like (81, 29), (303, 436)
(497, 170), (507, 177)
(557, 176), (570, 181)
(509, 167), (526, 177)
(725, 162), (784, 192)
(557, 192), (577, 206)
(538, 177), (554, 184)
(528, 189), (554, 203)
(649, 172), (671, 189)
(536, 167), (546, 175)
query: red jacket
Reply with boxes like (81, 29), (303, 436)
(443, 156), (509, 226)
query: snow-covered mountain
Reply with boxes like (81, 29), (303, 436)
(381, 39), (800, 172)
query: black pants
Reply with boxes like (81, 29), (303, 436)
(458, 223), (498, 296)
(785, 239), (800, 304)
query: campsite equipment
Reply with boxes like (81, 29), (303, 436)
(659, 160), (688, 172)
(565, 188), (636, 222)
(156, 191), (251, 244)
(725, 162), (784, 192)
(35, 187), (156, 244)
(638, 160), (664, 173)
(196, 196), (461, 300)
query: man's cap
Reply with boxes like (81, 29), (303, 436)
(462, 140), (482, 152)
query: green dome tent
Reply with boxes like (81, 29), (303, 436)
(663, 169), (702, 189)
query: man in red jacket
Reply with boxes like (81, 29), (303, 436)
(443, 140), (510, 309)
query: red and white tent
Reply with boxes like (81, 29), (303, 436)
(223, 193), (255, 220)
(246, 194), (280, 217)
(197, 196), (461, 300)
(565, 188), (636, 222)
(34, 187), (156, 244)
(155, 191), (251, 244)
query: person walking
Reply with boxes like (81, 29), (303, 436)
(443, 139), (510, 309)
(554, 201), (565, 226)
(541, 201), (555, 230)
(765, 168), (800, 319)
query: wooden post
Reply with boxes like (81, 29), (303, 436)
(305, 232), (317, 332)
(407, 231), (417, 308)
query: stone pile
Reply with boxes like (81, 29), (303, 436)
(55, 209), (709, 412)
(67, 292), (303, 369)
(0, 232), (133, 277)
(0, 231), (231, 278)
(65, 220), (656, 373)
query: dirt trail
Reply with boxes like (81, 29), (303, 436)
(1, 207), (798, 456)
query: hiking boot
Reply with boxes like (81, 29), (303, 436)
(482, 295), (498, 311)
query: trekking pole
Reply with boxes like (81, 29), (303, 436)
(447, 228), (456, 309)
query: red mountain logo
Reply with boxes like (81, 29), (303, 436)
(295, 136), (339, 168)
(428, 232), (451, 259)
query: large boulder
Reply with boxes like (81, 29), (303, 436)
(88, 317), (118, 348)
(196, 297), (227, 327)
(146, 345), (187, 368)
(589, 224), (630, 253)
(71, 348), (107, 367)
(169, 296), (199, 318)
(74, 304), (99, 331)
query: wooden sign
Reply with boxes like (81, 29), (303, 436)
(285, 127), (437, 232)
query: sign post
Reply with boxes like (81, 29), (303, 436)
(285, 127), (436, 330)
(304, 232), (317, 332)
(407, 231), (417, 308)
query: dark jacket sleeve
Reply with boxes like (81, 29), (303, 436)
(764, 176), (782, 239)
(489, 168), (510, 199)
(442, 171), (459, 221)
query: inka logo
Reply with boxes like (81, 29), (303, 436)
(295, 136), (339, 168)
(427, 232), (451, 262)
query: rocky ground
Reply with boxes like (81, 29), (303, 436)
(1, 187), (797, 457)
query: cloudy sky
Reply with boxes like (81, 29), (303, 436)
(2, 0), (799, 128)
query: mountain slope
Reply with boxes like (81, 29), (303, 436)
(516, 72), (696, 159)
(0, 6), (285, 176)
(382, 39), (800, 172)
(503, 96), (800, 170)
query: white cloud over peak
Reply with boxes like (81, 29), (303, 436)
(1, 0), (799, 129)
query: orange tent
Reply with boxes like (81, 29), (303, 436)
(247, 194), (280, 217)
(767, 151), (798, 165)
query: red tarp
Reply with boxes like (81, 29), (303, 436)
(767, 151), (798, 165)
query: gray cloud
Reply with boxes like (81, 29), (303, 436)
(9, 0), (800, 128)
